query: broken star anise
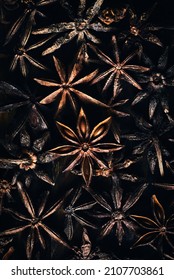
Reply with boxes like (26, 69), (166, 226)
(73, 228), (111, 260)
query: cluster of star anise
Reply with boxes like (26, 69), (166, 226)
(0, 0), (174, 260)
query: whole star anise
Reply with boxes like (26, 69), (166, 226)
(34, 47), (106, 114)
(89, 35), (149, 98)
(49, 108), (123, 186)
(0, 181), (71, 259)
(0, 128), (58, 186)
(32, 0), (111, 55)
(131, 195), (174, 254)
(90, 177), (147, 245)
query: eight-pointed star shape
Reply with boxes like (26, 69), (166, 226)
(32, 0), (111, 55)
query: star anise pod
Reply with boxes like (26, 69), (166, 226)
(98, 5), (128, 26)
(63, 187), (96, 240)
(0, 128), (57, 186)
(132, 47), (174, 118)
(122, 114), (172, 177)
(0, 181), (71, 259)
(73, 228), (111, 259)
(72, 152), (138, 183)
(49, 108), (123, 186)
(119, 3), (164, 48)
(90, 176), (147, 245)
(34, 47), (106, 114)
(0, 81), (47, 138)
(9, 20), (47, 77)
(89, 35), (149, 98)
(32, 0), (111, 55)
(4, 0), (57, 45)
(93, 152), (139, 183)
(131, 195), (174, 254)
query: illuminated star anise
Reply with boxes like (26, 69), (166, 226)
(9, 21), (47, 77)
(132, 47), (174, 118)
(0, 128), (57, 185)
(119, 3), (163, 48)
(63, 187), (96, 240)
(4, 0), (57, 45)
(49, 108), (123, 186)
(72, 152), (138, 183)
(0, 0), (18, 24)
(91, 177), (147, 245)
(73, 228), (111, 259)
(89, 35), (149, 98)
(0, 181), (71, 259)
(32, 0), (111, 55)
(131, 195), (174, 254)
(34, 47), (106, 114)
(98, 5), (128, 25)
(0, 81), (47, 138)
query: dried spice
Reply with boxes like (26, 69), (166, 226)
(0, 0), (174, 260)
(90, 177), (147, 245)
(34, 47), (106, 113)
(0, 128), (58, 186)
(119, 3), (164, 48)
(132, 47), (174, 118)
(0, 181), (71, 259)
(49, 108), (123, 186)
(131, 195), (174, 256)
(32, 0), (111, 55)
(89, 36), (149, 99)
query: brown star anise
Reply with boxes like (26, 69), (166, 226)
(90, 177), (147, 245)
(34, 47), (106, 114)
(0, 128), (58, 186)
(4, 0), (57, 45)
(49, 108), (123, 186)
(63, 187), (96, 240)
(119, 3), (164, 48)
(0, 181), (71, 259)
(73, 228), (111, 259)
(10, 21), (47, 77)
(32, 0), (111, 56)
(89, 35), (149, 98)
(131, 195), (174, 254)
(98, 6), (128, 25)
